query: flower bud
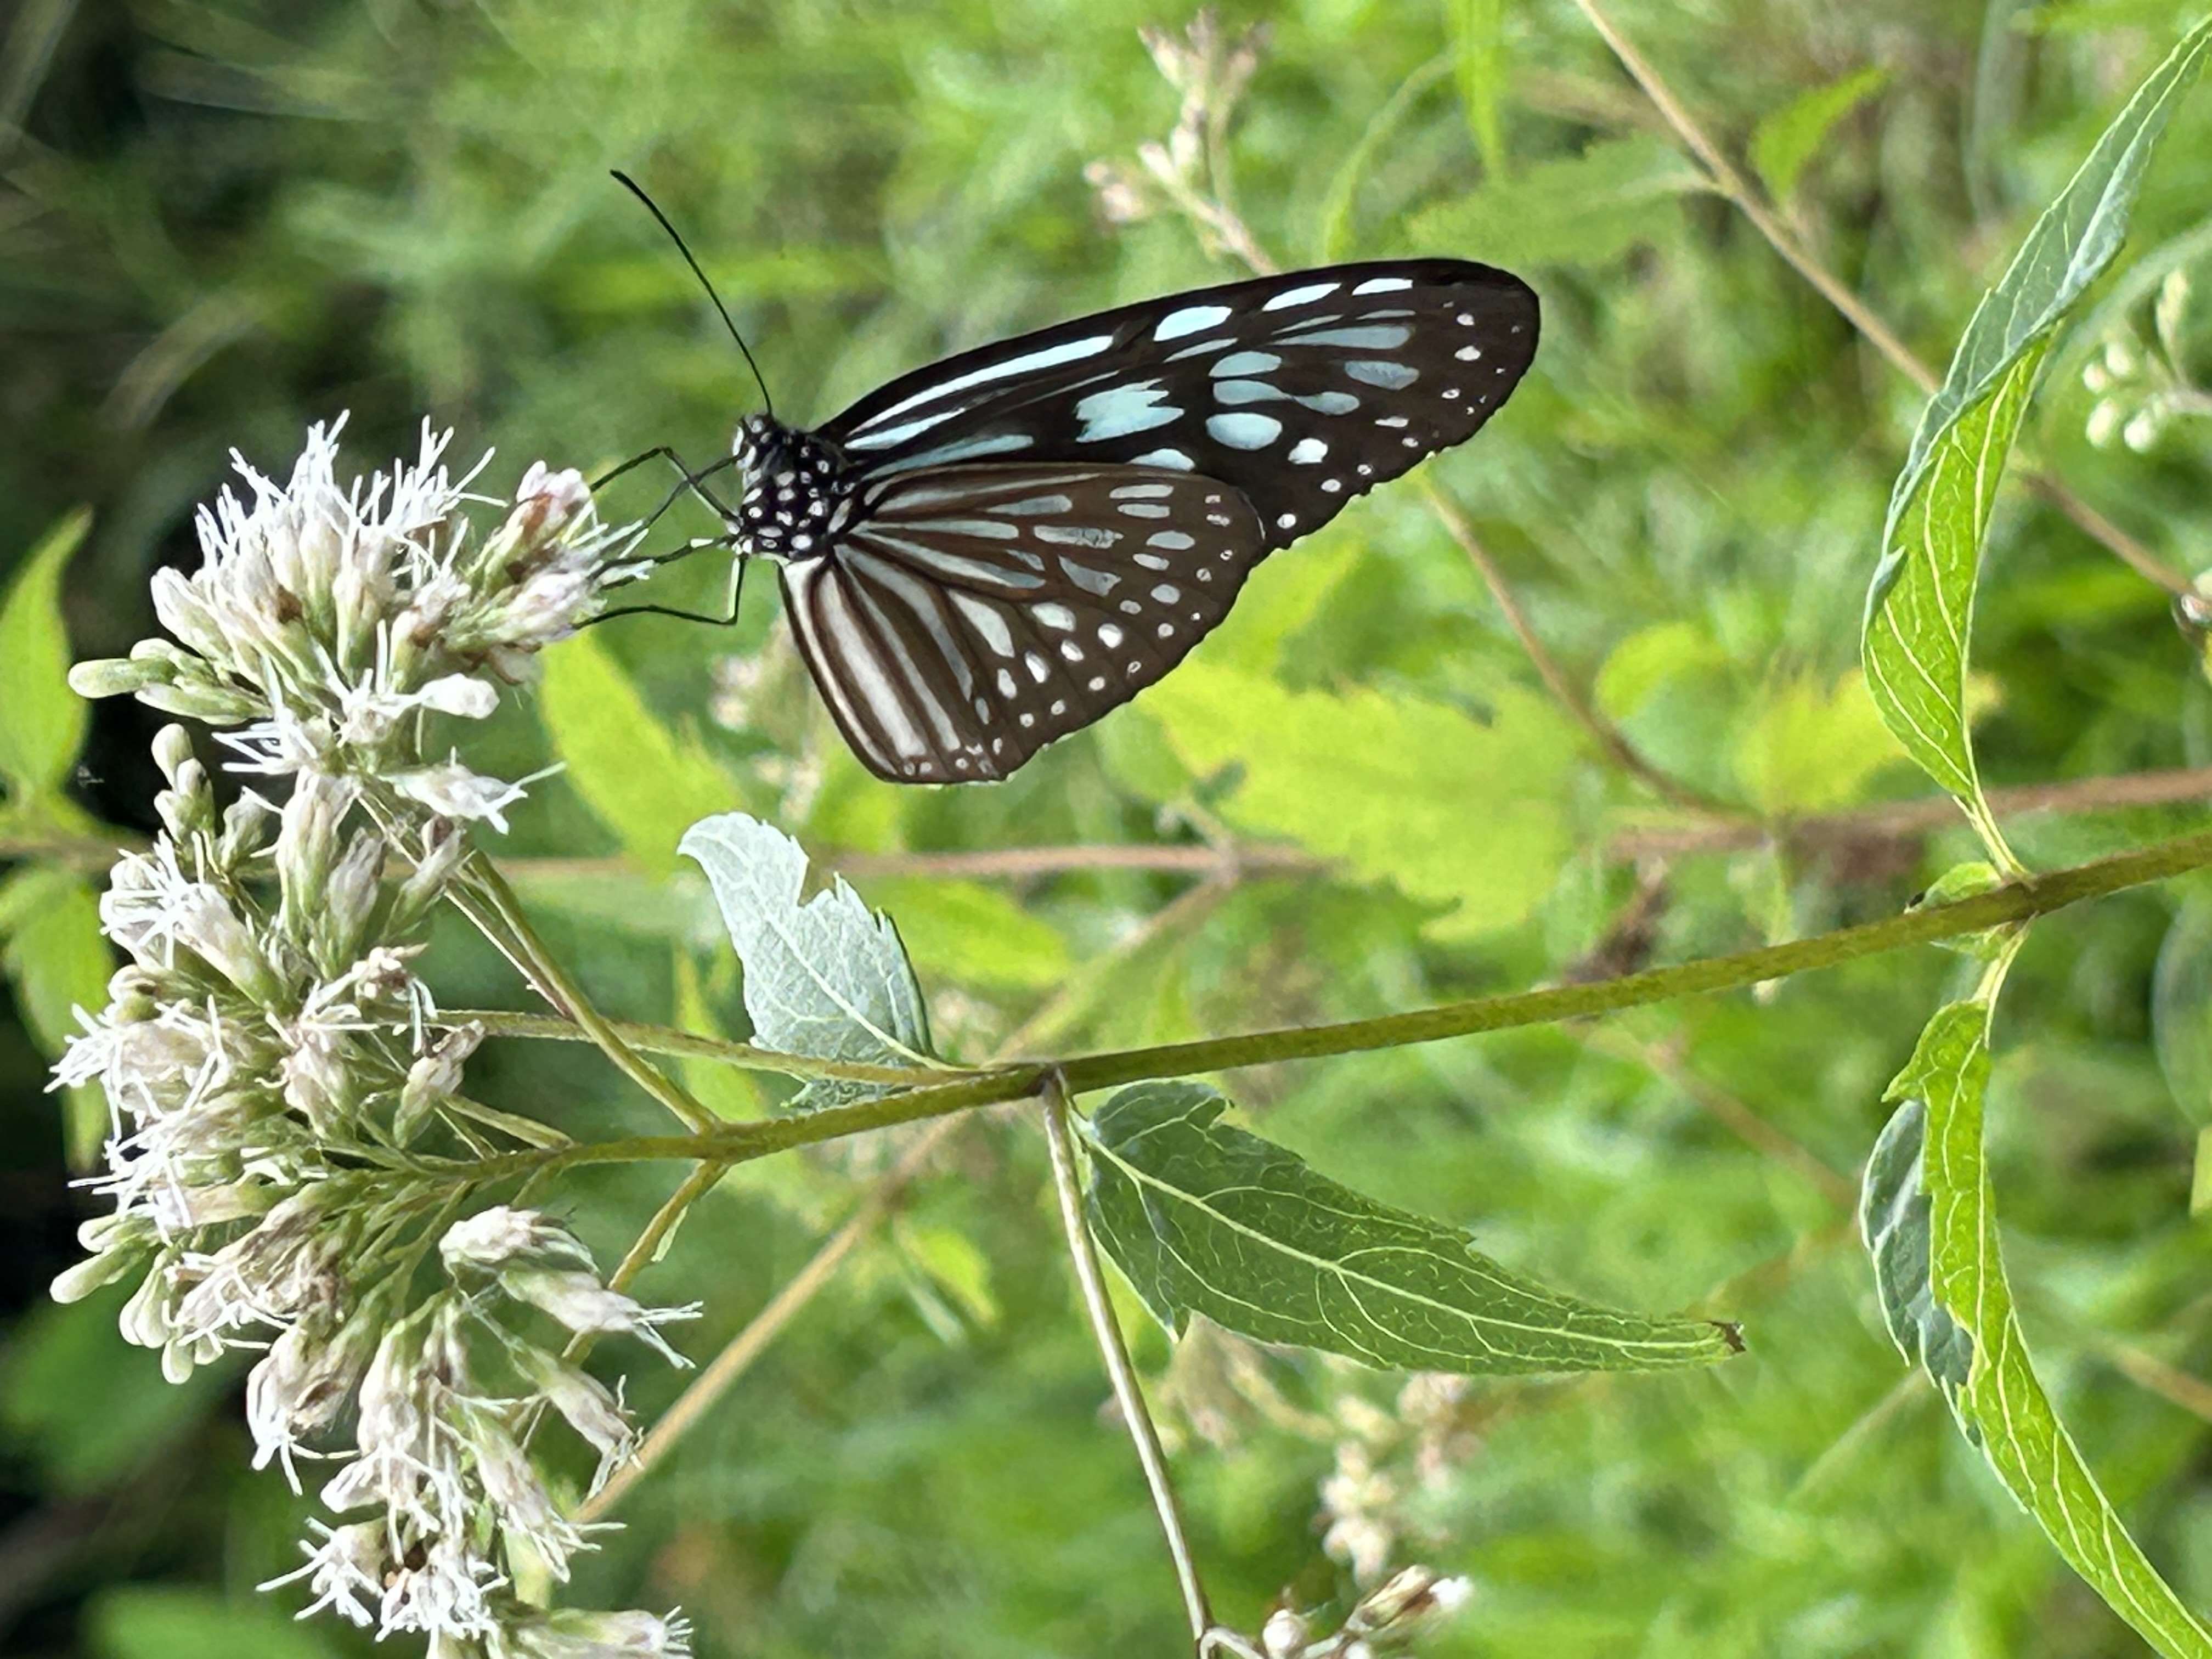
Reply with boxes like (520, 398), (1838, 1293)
(154, 759), (215, 842)
(392, 816), (468, 927)
(149, 568), (229, 663)
(507, 1342), (637, 1488)
(391, 759), (529, 833)
(275, 769), (357, 913)
(117, 1258), (177, 1348)
(503, 1607), (695, 1658)
(1262, 1606), (1309, 1658)
(319, 828), (388, 967)
(152, 724), (198, 785)
(217, 792), (275, 868)
(137, 677), (265, 724)
(416, 673), (499, 720)
(70, 656), (171, 698)
(396, 1022), (482, 1144)
(171, 883), (279, 1003)
(439, 1204), (573, 1273)
(52, 1247), (147, 1304)
(500, 1268), (698, 1364)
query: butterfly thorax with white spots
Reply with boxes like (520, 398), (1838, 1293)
(727, 414), (848, 561)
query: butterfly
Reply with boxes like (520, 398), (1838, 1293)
(641, 250), (1538, 784)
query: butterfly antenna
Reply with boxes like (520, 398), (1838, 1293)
(611, 169), (775, 420)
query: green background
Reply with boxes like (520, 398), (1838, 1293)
(5, 0), (2212, 1654)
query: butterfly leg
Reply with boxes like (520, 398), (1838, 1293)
(585, 548), (751, 629)
(592, 445), (743, 528)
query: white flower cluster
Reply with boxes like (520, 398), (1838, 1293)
(268, 1207), (698, 1655)
(1082, 10), (1269, 241)
(53, 422), (691, 1657)
(69, 414), (643, 821)
(1253, 1567), (1474, 1659)
(2083, 270), (2210, 453)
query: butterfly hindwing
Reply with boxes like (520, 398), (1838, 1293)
(778, 464), (1268, 782)
(820, 258), (1537, 550)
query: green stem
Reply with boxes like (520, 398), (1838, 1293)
(452, 860), (719, 1135)
(467, 824), (2212, 1182)
(449, 1008), (946, 1086)
(1040, 1075), (1215, 1646)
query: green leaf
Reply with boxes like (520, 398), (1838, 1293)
(0, 866), (112, 1166)
(1863, 976), (2212, 1658)
(1593, 619), (1728, 721)
(538, 630), (736, 873)
(1749, 65), (1891, 205)
(0, 1285), (232, 1494)
(1081, 1082), (1743, 1374)
(1198, 528), (1362, 675)
(2155, 894), (2212, 1130)
(673, 947), (765, 1122)
(1863, 19), (2212, 862)
(1404, 137), (1703, 267)
(0, 508), (92, 800)
(1141, 663), (1572, 938)
(1860, 1096), (1976, 1403)
(895, 1217), (999, 1328)
(1864, 343), (2045, 861)
(1316, 53), (1455, 263)
(862, 877), (1070, 990)
(88, 1585), (343, 1659)
(1451, 0), (1511, 180)
(1731, 669), (1907, 814)
(680, 812), (933, 1102)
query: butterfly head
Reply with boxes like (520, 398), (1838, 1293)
(729, 415), (840, 561)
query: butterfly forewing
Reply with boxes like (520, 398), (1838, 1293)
(779, 464), (1267, 782)
(821, 259), (1538, 550)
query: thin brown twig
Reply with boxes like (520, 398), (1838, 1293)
(2105, 1341), (2212, 1425)
(576, 1116), (956, 1521)
(1419, 478), (1738, 815)
(1570, 0), (2192, 595)
(1576, 1026), (1857, 1207)
(19, 763), (2211, 910)
(1609, 764), (2212, 859)
(820, 841), (1321, 881)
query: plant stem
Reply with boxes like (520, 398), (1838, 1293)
(1570, 0), (2192, 595)
(572, 1120), (962, 1523)
(466, 823), (2212, 1181)
(19, 761), (2212, 887)
(1610, 763), (2212, 857)
(449, 1007), (947, 1086)
(1041, 1076), (1215, 1647)
(575, 875), (1239, 1515)
(603, 1160), (729, 1295)
(453, 860), (718, 1134)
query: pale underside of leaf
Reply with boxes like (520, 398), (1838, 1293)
(680, 813), (933, 1106)
(1081, 1081), (1741, 1376)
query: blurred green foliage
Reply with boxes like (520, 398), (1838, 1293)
(5, 1), (2212, 1656)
